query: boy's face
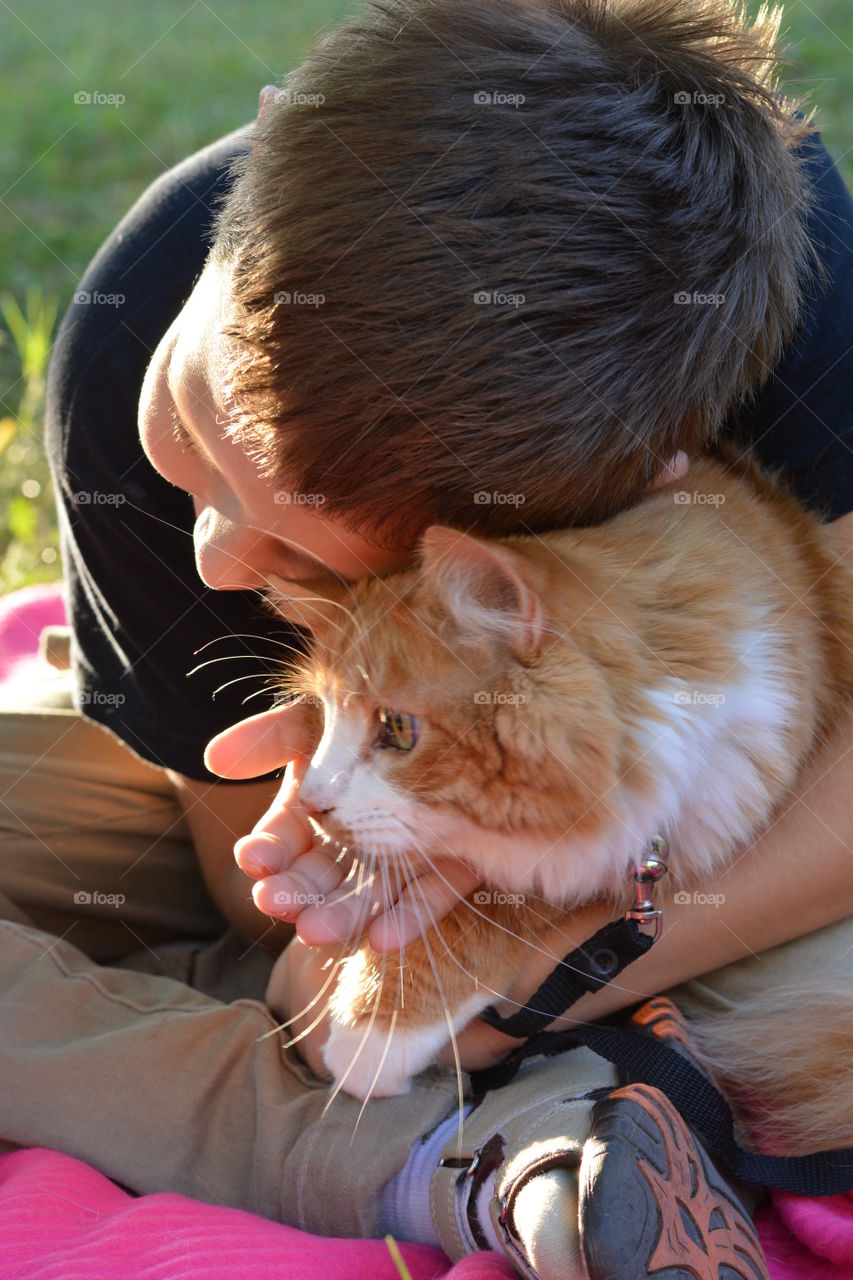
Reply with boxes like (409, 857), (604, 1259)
(138, 254), (414, 607)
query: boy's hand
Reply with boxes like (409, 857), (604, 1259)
(205, 705), (482, 950)
(265, 936), (336, 1082)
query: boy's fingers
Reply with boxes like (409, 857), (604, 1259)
(234, 786), (314, 878)
(252, 849), (347, 918)
(367, 859), (482, 950)
(290, 857), (482, 948)
(203, 704), (315, 779)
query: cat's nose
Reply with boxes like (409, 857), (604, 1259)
(299, 784), (335, 816)
(304, 798), (335, 816)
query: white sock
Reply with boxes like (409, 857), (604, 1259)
(379, 1107), (468, 1245)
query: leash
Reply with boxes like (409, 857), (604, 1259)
(478, 836), (668, 1038)
(473, 836), (853, 1195)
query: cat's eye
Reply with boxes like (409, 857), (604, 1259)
(377, 709), (420, 752)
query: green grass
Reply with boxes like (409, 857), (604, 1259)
(1, 0), (851, 592)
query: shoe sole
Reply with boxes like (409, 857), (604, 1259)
(580, 1082), (769, 1280)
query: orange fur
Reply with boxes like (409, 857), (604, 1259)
(278, 449), (853, 1144)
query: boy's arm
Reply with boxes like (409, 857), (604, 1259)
(167, 772), (295, 953)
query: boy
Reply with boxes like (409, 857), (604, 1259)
(2, 1), (853, 1276)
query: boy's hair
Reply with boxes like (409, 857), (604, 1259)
(213, 0), (818, 543)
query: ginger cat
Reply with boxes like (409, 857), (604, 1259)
(274, 448), (853, 1155)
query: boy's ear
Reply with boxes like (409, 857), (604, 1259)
(418, 526), (543, 657)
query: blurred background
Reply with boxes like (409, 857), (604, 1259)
(0, 0), (851, 594)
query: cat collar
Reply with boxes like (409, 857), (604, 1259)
(479, 836), (669, 1039)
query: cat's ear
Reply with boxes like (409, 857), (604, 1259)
(419, 526), (543, 657)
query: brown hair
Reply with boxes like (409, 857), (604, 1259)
(212, 0), (818, 544)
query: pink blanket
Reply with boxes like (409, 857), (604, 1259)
(0, 1148), (513, 1280)
(0, 581), (66, 685)
(1, 584), (852, 1279)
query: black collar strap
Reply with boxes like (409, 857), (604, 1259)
(479, 836), (670, 1039)
(479, 916), (655, 1037)
(470, 1016), (853, 1196)
(474, 835), (853, 1196)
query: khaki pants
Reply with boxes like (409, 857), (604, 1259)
(1, 666), (850, 1236)
(0, 671), (463, 1236)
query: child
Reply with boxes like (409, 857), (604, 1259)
(2, 1), (853, 1276)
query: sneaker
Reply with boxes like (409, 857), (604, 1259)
(429, 996), (769, 1280)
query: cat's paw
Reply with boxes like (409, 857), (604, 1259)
(323, 1018), (452, 1099)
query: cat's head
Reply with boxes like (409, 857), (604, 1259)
(273, 526), (627, 899)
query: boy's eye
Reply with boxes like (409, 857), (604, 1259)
(377, 709), (420, 752)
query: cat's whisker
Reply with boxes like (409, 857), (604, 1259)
(240, 684), (305, 707)
(187, 653), (293, 677)
(396, 847), (466, 1138)
(352, 1008), (400, 1137)
(394, 849), (512, 1009)
(263, 970), (340, 1044)
(192, 632), (309, 659)
(321, 951), (388, 1120)
(386, 854), (409, 1010)
(265, 588), (357, 646)
(209, 672), (282, 701)
(401, 834), (617, 1014)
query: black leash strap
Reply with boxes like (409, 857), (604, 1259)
(470, 1018), (853, 1196)
(479, 917), (655, 1038)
